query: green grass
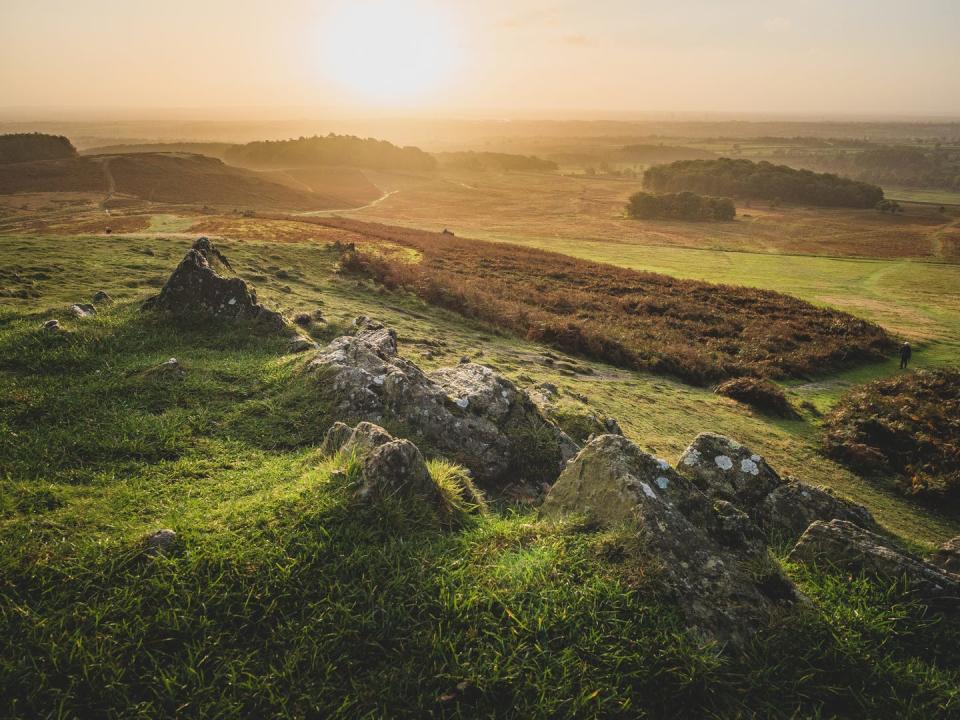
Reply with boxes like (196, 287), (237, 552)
(886, 187), (960, 206)
(2, 232), (960, 717)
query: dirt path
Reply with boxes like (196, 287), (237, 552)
(295, 189), (400, 217)
(91, 157), (116, 209)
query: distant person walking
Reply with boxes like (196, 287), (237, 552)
(899, 341), (912, 369)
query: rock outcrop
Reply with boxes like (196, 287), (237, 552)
(528, 383), (622, 444)
(143, 237), (285, 330)
(541, 434), (797, 646)
(677, 432), (875, 539)
(308, 320), (576, 484)
(789, 519), (960, 605)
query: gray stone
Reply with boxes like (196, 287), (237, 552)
(70, 303), (97, 318)
(354, 317), (398, 357)
(789, 519), (960, 605)
(143, 237), (285, 330)
(356, 438), (441, 505)
(320, 421), (355, 456)
(92, 290), (112, 304)
(42, 319), (62, 332)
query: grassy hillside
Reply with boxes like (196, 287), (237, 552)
(0, 153), (356, 210)
(2, 229), (959, 717)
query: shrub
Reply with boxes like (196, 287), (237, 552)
(627, 191), (735, 221)
(823, 369), (960, 505)
(715, 377), (798, 418)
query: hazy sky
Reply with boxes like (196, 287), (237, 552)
(1, 0), (958, 117)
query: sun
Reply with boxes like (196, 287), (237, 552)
(322, 1), (460, 105)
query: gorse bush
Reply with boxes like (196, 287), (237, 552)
(626, 191), (736, 221)
(644, 158), (884, 208)
(823, 368), (960, 505)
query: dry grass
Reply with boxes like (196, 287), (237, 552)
(344, 170), (960, 262)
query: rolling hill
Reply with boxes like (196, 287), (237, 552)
(0, 152), (368, 210)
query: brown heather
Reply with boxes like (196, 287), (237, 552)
(283, 216), (894, 385)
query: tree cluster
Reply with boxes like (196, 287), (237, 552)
(643, 158), (884, 208)
(435, 151), (557, 173)
(626, 191), (736, 221)
(225, 134), (436, 171)
(0, 133), (77, 164)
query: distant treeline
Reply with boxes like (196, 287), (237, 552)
(435, 151), (557, 173)
(775, 145), (960, 191)
(644, 158), (884, 208)
(627, 191), (735, 221)
(225, 134), (435, 171)
(0, 133), (77, 164)
(613, 144), (715, 164)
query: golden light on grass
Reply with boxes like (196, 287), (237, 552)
(321, 0), (461, 105)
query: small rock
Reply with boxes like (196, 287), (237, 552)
(92, 290), (112, 304)
(760, 481), (877, 537)
(42, 319), (62, 332)
(320, 421), (355, 455)
(677, 432), (783, 510)
(459, 356), (470, 364)
(289, 335), (319, 353)
(144, 528), (178, 556)
(70, 303), (97, 318)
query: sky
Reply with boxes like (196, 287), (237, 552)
(1, 0), (959, 119)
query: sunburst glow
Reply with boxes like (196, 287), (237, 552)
(322, 0), (460, 105)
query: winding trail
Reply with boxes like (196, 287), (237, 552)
(295, 189), (400, 217)
(91, 156), (116, 210)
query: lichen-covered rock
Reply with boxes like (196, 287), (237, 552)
(678, 432), (878, 541)
(789, 519), (960, 605)
(760, 481), (876, 537)
(931, 536), (960, 575)
(678, 432), (784, 509)
(542, 434), (796, 646)
(320, 421), (355, 456)
(541, 434), (703, 524)
(143, 237), (285, 330)
(70, 303), (96, 318)
(309, 326), (576, 484)
(354, 316), (398, 357)
(337, 421), (395, 456)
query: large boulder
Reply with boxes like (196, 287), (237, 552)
(542, 435), (796, 646)
(143, 237), (284, 330)
(789, 519), (960, 605)
(678, 432), (875, 539)
(308, 323), (576, 484)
